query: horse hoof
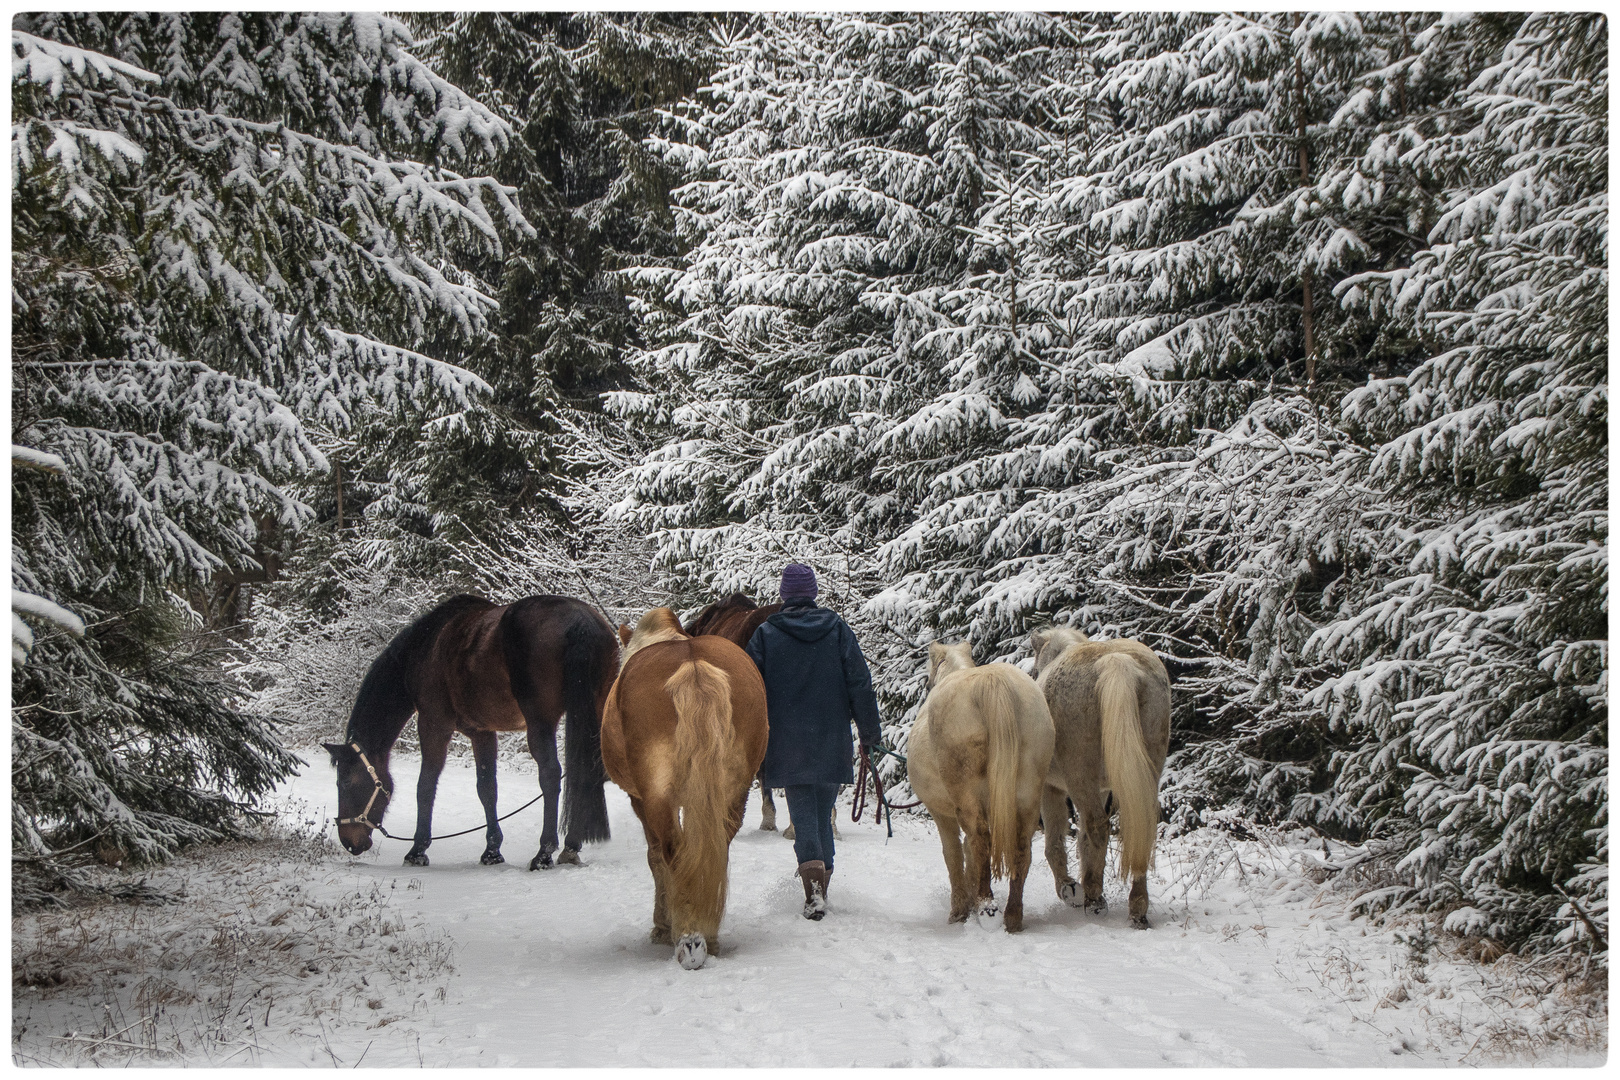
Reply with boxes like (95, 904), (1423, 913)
(1131, 915), (1151, 930)
(529, 851), (554, 871)
(1058, 880), (1082, 907)
(403, 852), (429, 867)
(480, 850), (505, 866)
(758, 822), (777, 832)
(1005, 916), (1025, 934)
(783, 825), (795, 840)
(650, 927), (674, 945)
(1085, 897), (1107, 916)
(556, 848), (582, 866)
(675, 933), (708, 970)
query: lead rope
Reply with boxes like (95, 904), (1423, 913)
(335, 742), (552, 842)
(852, 746), (921, 838)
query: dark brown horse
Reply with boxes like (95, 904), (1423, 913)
(684, 594), (781, 828)
(326, 594), (618, 870)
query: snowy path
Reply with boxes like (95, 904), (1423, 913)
(16, 750), (1601, 1067)
(264, 752), (1481, 1068)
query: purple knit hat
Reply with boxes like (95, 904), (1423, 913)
(779, 563), (818, 602)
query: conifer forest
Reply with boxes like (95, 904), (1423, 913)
(9, 11), (1608, 1065)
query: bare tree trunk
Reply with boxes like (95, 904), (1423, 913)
(1293, 17), (1316, 389)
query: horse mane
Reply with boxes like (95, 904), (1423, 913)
(684, 593), (758, 636)
(622, 607), (688, 667)
(346, 594), (492, 748)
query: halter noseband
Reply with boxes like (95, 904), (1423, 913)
(335, 742), (391, 829)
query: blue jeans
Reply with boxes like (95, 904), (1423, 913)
(784, 783), (840, 872)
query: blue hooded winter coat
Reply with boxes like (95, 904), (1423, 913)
(745, 598), (884, 786)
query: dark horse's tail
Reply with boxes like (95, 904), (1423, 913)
(560, 613), (614, 844)
(557, 611), (614, 844)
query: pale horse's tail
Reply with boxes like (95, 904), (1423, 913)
(979, 671), (1025, 881)
(1096, 652), (1159, 880)
(664, 655), (736, 937)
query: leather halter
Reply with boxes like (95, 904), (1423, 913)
(335, 742), (391, 829)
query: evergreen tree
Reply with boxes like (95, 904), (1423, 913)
(11, 14), (524, 900)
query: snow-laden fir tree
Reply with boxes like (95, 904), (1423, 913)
(1317, 12), (1607, 949)
(11, 14), (527, 901)
(616, 12), (1084, 748)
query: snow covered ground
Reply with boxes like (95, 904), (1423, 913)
(13, 750), (1607, 1067)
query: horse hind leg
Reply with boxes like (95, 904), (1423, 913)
(966, 817), (998, 919)
(1003, 806), (1039, 933)
(1076, 787), (1110, 915)
(470, 730), (505, 865)
(933, 812), (972, 923)
(526, 724), (563, 870)
(758, 776), (777, 831)
(1042, 784), (1080, 906)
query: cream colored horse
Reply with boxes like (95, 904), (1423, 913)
(907, 642), (1055, 932)
(1032, 626), (1171, 928)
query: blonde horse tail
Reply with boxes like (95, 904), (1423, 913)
(981, 672), (1022, 881)
(1097, 653), (1158, 881)
(665, 656), (734, 936)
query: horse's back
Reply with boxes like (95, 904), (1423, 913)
(603, 637), (767, 796)
(1040, 642), (1169, 726)
(1038, 639), (1171, 779)
(912, 663), (1053, 809)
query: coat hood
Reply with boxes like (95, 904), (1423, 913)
(767, 603), (840, 643)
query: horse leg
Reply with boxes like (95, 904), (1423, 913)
(1043, 783), (1081, 906)
(934, 812), (971, 923)
(633, 797), (674, 946)
(1076, 785), (1110, 915)
(526, 725), (563, 870)
(470, 730), (504, 865)
(966, 815), (997, 918)
(1004, 811), (1038, 934)
(1129, 873), (1151, 929)
(831, 785), (843, 841)
(758, 775), (777, 832)
(404, 720), (452, 867)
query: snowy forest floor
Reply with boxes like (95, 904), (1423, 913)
(13, 748), (1607, 1067)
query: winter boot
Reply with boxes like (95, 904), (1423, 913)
(798, 860), (828, 921)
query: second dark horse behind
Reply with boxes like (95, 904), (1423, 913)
(328, 595), (619, 869)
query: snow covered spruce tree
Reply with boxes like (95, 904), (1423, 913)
(11, 14), (525, 900)
(878, 12), (1465, 824)
(617, 12), (1084, 742)
(1315, 12), (1608, 950)
(617, 11), (1604, 950)
(345, 13), (716, 558)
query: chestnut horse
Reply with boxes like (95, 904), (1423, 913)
(603, 608), (768, 969)
(683, 594), (781, 827)
(327, 595), (617, 870)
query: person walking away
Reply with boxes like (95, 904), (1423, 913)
(746, 563), (884, 920)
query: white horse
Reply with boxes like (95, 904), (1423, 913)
(1031, 626), (1171, 928)
(907, 642), (1055, 932)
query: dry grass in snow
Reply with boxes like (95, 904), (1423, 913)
(11, 799), (453, 1067)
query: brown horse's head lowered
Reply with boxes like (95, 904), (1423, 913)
(326, 739), (395, 855)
